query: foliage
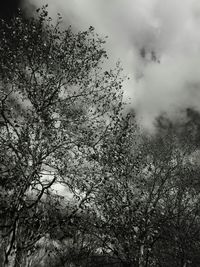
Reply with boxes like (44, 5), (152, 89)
(1, 5), (200, 267)
(0, 6), (123, 266)
(86, 113), (200, 267)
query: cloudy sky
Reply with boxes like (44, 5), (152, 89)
(3, 0), (200, 129)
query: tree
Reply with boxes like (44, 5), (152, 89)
(85, 113), (200, 267)
(0, 6), (123, 266)
(2, 6), (200, 267)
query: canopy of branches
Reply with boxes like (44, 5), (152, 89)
(0, 6), (200, 267)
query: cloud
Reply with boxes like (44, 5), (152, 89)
(22, 0), (200, 130)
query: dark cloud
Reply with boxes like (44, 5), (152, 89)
(0, 0), (22, 20)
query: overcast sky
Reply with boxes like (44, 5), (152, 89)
(4, 0), (200, 130)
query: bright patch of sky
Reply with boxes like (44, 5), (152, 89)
(23, 0), (200, 129)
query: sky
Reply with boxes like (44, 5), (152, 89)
(3, 0), (200, 130)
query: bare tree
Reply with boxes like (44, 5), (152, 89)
(0, 6), (123, 266)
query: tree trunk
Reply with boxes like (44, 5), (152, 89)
(13, 247), (23, 267)
(4, 254), (15, 267)
(139, 244), (145, 267)
(3, 247), (24, 267)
